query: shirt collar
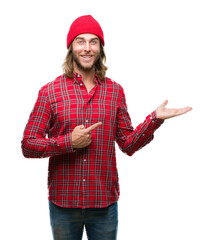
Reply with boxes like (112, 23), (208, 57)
(71, 72), (102, 85)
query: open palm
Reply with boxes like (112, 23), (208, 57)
(156, 100), (192, 120)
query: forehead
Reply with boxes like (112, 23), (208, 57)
(74, 33), (99, 41)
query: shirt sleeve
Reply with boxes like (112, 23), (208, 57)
(21, 87), (75, 158)
(115, 88), (164, 156)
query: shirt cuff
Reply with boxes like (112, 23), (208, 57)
(142, 111), (164, 133)
(151, 111), (165, 125)
(57, 133), (76, 153)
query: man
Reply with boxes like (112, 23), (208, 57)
(21, 15), (192, 240)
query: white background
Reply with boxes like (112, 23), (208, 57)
(0, 0), (213, 239)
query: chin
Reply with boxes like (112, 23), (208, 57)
(73, 58), (96, 72)
(80, 63), (95, 71)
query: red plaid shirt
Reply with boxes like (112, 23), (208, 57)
(22, 73), (164, 209)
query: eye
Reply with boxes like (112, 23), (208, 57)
(77, 40), (84, 44)
(91, 40), (98, 45)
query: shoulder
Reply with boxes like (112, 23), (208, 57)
(102, 77), (125, 94)
(39, 75), (66, 92)
(37, 75), (68, 103)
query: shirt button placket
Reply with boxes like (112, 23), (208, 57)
(82, 178), (86, 208)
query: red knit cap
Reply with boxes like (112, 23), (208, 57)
(67, 15), (104, 49)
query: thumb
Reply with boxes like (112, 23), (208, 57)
(79, 125), (85, 129)
(161, 99), (168, 107)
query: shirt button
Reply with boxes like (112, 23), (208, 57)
(84, 159), (87, 162)
(77, 74), (80, 77)
(80, 83), (83, 86)
(83, 179), (86, 182)
(85, 119), (88, 123)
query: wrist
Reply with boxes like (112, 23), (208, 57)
(154, 110), (164, 120)
(70, 132), (77, 151)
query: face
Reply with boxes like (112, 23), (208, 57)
(72, 33), (101, 73)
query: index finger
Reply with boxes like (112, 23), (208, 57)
(85, 122), (102, 133)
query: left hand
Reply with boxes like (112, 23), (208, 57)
(156, 100), (192, 120)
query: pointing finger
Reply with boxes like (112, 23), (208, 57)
(84, 122), (102, 133)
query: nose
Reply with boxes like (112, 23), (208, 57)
(84, 41), (91, 52)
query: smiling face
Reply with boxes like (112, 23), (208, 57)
(72, 33), (101, 74)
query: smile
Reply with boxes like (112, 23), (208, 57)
(81, 55), (93, 59)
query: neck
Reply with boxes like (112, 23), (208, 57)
(81, 70), (95, 83)
(74, 64), (95, 84)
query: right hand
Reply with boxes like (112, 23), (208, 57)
(71, 122), (102, 149)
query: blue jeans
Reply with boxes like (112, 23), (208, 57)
(49, 201), (118, 240)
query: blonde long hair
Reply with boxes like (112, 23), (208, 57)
(63, 43), (108, 80)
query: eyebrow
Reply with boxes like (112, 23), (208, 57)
(75, 37), (99, 41)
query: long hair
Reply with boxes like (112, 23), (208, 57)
(63, 43), (108, 80)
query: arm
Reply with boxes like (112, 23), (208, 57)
(115, 91), (192, 156)
(115, 89), (164, 156)
(21, 87), (75, 158)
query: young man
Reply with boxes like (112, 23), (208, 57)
(21, 15), (192, 240)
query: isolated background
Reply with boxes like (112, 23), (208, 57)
(0, 0), (212, 239)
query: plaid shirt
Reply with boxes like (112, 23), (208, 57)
(21, 73), (164, 209)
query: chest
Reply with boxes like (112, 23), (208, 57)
(48, 82), (120, 129)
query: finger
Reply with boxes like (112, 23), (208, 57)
(83, 138), (92, 147)
(85, 122), (102, 133)
(86, 133), (91, 139)
(161, 99), (168, 107)
(175, 107), (192, 116)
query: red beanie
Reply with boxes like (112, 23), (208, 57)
(67, 15), (105, 49)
